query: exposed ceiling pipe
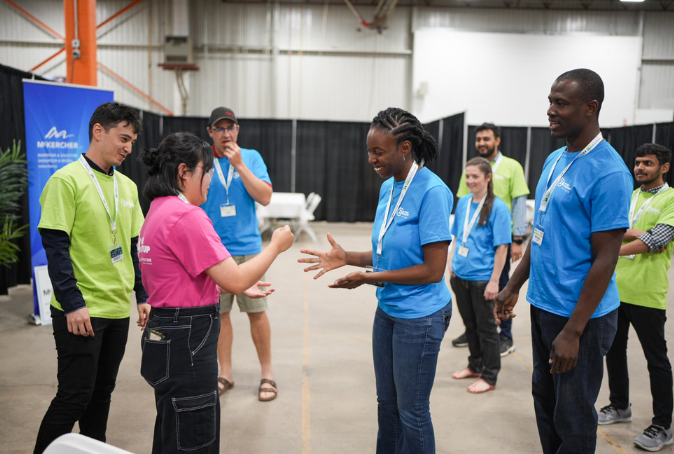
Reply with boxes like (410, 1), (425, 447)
(342, 0), (401, 32)
(342, 0), (373, 28)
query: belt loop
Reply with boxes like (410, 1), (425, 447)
(173, 308), (179, 322)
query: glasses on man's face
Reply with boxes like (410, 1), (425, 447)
(211, 125), (238, 134)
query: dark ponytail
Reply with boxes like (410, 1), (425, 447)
(466, 157), (494, 227)
(371, 107), (439, 164)
(140, 132), (213, 201)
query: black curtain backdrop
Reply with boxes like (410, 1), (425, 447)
(2, 62), (674, 294)
(426, 113), (464, 210)
(0, 64), (46, 295)
(118, 110), (162, 214)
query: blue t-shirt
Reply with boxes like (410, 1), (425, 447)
(371, 167), (453, 319)
(527, 140), (632, 318)
(201, 147), (272, 256)
(450, 195), (512, 281)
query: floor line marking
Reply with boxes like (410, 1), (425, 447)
(510, 342), (626, 453)
(301, 274), (311, 454)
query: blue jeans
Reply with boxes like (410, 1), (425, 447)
(372, 303), (451, 454)
(141, 304), (221, 454)
(531, 305), (617, 454)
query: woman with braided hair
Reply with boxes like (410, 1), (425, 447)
(299, 107), (453, 453)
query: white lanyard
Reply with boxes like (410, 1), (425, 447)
(213, 158), (234, 204)
(539, 132), (603, 215)
(79, 155), (119, 243)
(491, 153), (502, 174)
(629, 184), (669, 227)
(377, 161), (419, 256)
(177, 193), (190, 204)
(462, 195), (487, 245)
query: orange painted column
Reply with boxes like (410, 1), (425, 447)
(64, 0), (97, 85)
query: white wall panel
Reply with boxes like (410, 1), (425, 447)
(643, 12), (674, 59)
(639, 63), (674, 111)
(411, 8), (641, 35)
(0, 0), (65, 42)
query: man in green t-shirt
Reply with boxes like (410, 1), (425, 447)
(597, 143), (674, 452)
(33, 103), (148, 454)
(452, 123), (530, 356)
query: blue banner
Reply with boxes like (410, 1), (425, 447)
(23, 80), (113, 323)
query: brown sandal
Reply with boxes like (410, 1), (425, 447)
(218, 377), (234, 396)
(258, 378), (278, 402)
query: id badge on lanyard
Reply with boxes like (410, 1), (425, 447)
(534, 133), (603, 247)
(458, 195), (486, 258)
(79, 156), (123, 264)
(214, 158), (237, 218)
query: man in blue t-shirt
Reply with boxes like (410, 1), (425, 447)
(495, 69), (632, 453)
(201, 107), (278, 402)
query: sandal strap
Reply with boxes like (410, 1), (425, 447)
(259, 378), (277, 389)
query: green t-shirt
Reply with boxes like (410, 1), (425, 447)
(616, 188), (674, 310)
(38, 160), (144, 319)
(457, 153), (530, 211)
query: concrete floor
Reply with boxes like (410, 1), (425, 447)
(1, 221), (673, 454)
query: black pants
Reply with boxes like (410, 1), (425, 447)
(450, 276), (501, 386)
(34, 307), (129, 454)
(498, 245), (513, 340)
(141, 304), (221, 454)
(606, 302), (673, 429)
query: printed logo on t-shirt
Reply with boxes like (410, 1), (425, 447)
(646, 206), (662, 215)
(557, 177), (572, 193)
(397, 207), (410, 218)
(121, 198), (134, 208)
(494, 174), (506, 180)
(233, 170), (240, 179)
(138, 237), (152, 264)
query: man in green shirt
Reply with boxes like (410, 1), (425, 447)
(34, 103), (147, 453)
(452, 123), (530, 356)
(597, 143), (674, 452)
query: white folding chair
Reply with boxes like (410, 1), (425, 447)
(295, 193), (322, 242)
(44, 433), (134, 454)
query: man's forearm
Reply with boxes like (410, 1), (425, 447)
(564, 229), (624, 337)
(506, 243), (531, 291)
(512, 195), (528, 237)
(235, 164), (272, 205)
(619, 239), (650, 256)
(41, 228), (85, 314)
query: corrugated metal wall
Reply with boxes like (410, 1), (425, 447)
(0, 1), (672, 120)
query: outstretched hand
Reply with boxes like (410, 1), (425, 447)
(298, 233), (347, 279)
(243, 281), (275, 299)
(328, 271), (367, 289)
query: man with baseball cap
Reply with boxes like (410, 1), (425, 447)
(202, 107), (278, 401)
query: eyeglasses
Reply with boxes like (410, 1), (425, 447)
(211, 125), (238, 134)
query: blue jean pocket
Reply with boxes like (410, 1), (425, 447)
(141, 338), (170, 385)
(173, 391), (218, 451)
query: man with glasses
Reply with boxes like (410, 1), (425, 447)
(202, 107), (278, 402)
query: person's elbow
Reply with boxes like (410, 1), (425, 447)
(425, 267), (446, 284)
(257, 187), (272, 206)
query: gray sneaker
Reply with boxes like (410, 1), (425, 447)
(634, 425), (673, 451)
(499, 334), (515, 357)
(597, 404), (632, 425)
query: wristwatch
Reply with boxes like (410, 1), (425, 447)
(513, 237), (524, 245)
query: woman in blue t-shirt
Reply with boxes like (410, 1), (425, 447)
(449, 157), (512, 394)
(299, 108), (453, 454)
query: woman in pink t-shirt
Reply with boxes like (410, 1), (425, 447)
(138, 132), (293, 454)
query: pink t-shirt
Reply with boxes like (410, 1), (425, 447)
(139, 196), (231, 308)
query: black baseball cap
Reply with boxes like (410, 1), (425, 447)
(208, 107), (238, 127)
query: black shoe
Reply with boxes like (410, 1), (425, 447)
(499, 333), (515, 357)
(452, 332), (468, 348)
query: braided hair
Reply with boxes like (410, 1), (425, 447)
(371, 108), (439, 164)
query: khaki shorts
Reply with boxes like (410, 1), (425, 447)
(219, 254), (268, 314)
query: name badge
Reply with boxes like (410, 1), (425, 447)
(458, 245), (469, 257)
(220, 204), (236, 217)
(110, 243), (123, 264)
(532, 227), (544, 246)
(623, 254), (635, 260)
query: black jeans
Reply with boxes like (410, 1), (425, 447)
(531, 306), (617, 454)
(34, 307), (129, 454)
(606, 302), (673, 429)
(141, 304), (221, 454)
(450, 276), (500, 386)
(498, 245), (513, 340)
